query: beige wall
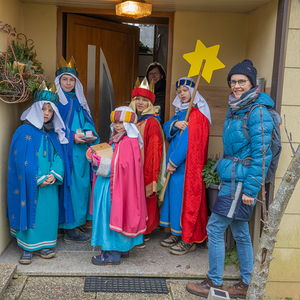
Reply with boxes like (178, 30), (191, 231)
(246, 0), (278, 88)
(266, 0), (300, 297)
(171, 8), (277, 156)
(0, 0), (57, 254)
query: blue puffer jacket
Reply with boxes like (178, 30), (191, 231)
(213, 93), (274, 221)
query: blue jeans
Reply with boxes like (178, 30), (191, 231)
(207, 212), (253, 286)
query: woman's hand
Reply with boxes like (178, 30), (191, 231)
(74, 133), (86, 144)
(242, 194), (255, 205)
(174, 121), (188, 131)
(166, 162), (176, 174)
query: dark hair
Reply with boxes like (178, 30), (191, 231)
(145, 62), (166, 83)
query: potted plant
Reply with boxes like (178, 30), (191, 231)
(202, 158), (221, 214)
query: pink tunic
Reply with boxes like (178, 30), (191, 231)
(109, 136), (148, 237)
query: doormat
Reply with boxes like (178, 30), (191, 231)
(84, 276), (168, 294)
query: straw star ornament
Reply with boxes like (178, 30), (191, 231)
(183, 40), (225, 83)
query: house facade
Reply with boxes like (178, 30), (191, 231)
(0, 0), (299, 297)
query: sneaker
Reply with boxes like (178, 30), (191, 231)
(34, 248), (55, 259)
(169, 240), (196, 255)
(91, 251), (121, 265)
(144, 234), (150, 242)
(186, 275), (224, 297)
(19, 251), (32, 264)
(120, 251), (130, 258)
(225, 278), (248, 299)
(161, 234), (181, 247)
(64, 228), (91, 244)
(134, 241), (145, 249)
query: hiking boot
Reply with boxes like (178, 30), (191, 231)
(144, 234), (150, 242)
(186, 275), (223, 297)
(64, 228), (91, 244)
(91, 251), (121, 266)
(225, 278), (248, 298)
(19, 251), (32, 265)
(161, 234), (181, 247)
(169, 240), (196, 255)
(34, 248), (55, 259)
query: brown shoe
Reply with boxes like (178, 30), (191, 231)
(186, 276), (223, 297)
(226, 278), (248, 299)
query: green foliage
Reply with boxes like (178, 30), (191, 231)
(27, 76), (39, 93)
(202, 158), (221, 188)
(139, 41), (152, 54)
(224, 245), (240, 271)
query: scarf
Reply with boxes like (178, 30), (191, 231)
(228, 85), (259, 112)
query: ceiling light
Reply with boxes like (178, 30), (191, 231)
(116, 0), (152, 19)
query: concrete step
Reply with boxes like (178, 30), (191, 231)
(0, 263), (17, 299)
(2, 275), (27, 300)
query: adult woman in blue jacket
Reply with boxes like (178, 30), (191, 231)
(186, 60), (274, 299)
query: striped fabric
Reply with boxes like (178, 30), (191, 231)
(111, 110), (137, 124)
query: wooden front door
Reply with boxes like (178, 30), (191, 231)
(66, 14), (139, 141)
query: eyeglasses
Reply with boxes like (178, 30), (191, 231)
(228, 79), (249, 87)
(148, 72), (160, 77)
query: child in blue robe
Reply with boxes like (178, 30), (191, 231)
(54, 57), (100, 243)
(160, 77), (211, 255)
(7, 89), (74, 264)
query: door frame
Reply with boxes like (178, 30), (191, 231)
(57, 7), (174, 122)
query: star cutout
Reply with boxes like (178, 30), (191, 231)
(14, 189), (19, 195)
(25, 135), (32, 141)
(183, 40), (225, 83)
(19, 175), (22, 180)
(35, 175), (38, 180)
(24, 161), (28, 166)
(43, 151), (47, 156)
(21, 201), (25, 206)
(14, 149), (17, 155)
(36, 152), (39, 156)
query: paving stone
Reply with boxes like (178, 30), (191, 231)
(0, 263), (17, 299)
(2, 275), (27, 300)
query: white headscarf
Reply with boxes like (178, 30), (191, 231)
(172, 77), (212, 124)
(20, 101), (68, 144)
(109, 106), (143, 148)
(54, 72), (92, 118)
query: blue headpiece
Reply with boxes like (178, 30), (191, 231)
(55, 56), (78, 78)
(33, 82), (59, 106)
(176, 78), (195, 89)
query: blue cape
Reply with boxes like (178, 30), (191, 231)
(7, 124), (75, 231)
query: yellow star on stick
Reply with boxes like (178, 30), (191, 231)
(183, 40), (225, 83)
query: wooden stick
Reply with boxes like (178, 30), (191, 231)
(159, 59), (206, 203)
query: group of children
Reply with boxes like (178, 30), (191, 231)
(7, 58), (211, 266)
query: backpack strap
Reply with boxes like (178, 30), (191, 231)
(243, 104), (268, 142)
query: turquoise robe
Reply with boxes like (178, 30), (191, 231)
(58, 93), (99, 229)
(91, 144), (143, 251)
(11, 136), (64, 251)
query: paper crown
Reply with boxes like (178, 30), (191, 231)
(110, 109), (137, 124)
(55, 56), (78, 78)
(131, 77), (155, 104)
(33, 81), (59, 106)
(176, 78), (195, 89)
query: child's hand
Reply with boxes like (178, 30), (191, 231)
(175, 121), (188, 131)
(92, 153), (101, 167)
(86, 147), (93, 160)
(45, 174), (56, 185)
(166, 162), (176, 174)
(74, 133), (86, 144)
(40, 180), (48, 187)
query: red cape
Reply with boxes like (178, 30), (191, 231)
(181, 107), (209, 243)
